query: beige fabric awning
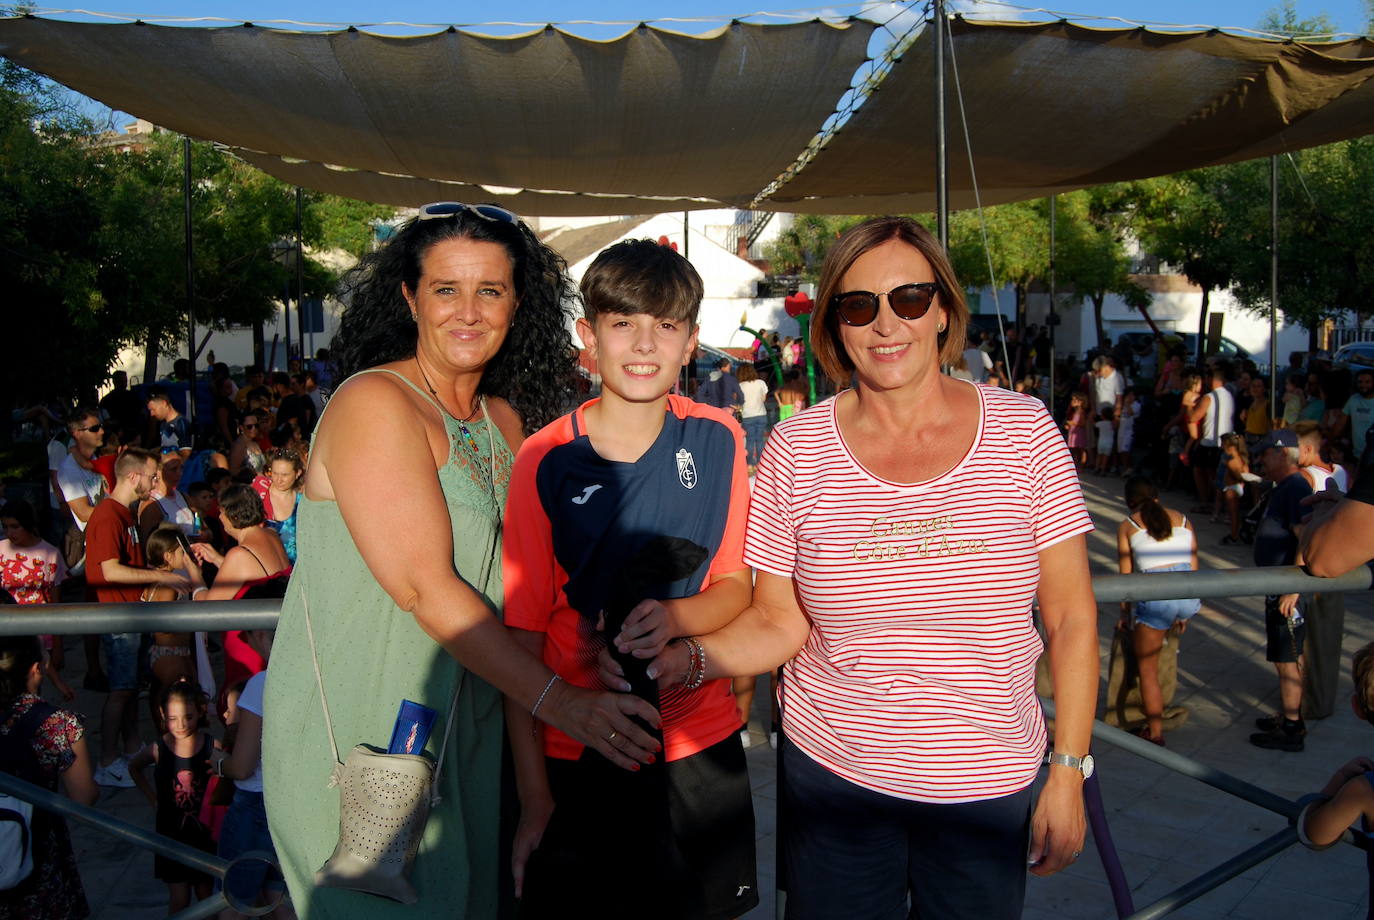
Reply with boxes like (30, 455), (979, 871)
(759, 19), (1374, 212)
(0, 15), (874, 211)
(1, 13), (1372, 214)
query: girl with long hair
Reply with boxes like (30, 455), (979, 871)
(1116, 477), (1201, 745)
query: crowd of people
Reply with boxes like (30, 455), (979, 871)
(2, 205), (1374, 920)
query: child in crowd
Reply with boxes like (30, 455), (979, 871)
(1177, 371), (1204, 465)
(142, 525), (198, 719)
(129, 679), (217, 915)
(1116, 389), (1138, 475)
(1300, 641), (1374, 866)
(502, 239), (757, 919)
(1219, 433), (1251, 544)
(1067, 391), (1089, 467)
(212, 627), (295, 920)
(1095, 407), (1116, 474)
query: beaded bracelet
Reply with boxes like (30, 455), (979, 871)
(682, 637), (707, 691)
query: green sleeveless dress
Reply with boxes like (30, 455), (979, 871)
(262, 368), (513, 919)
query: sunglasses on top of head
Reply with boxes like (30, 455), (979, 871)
(830, 282), (941, 327)
(417, 202), (521, 226)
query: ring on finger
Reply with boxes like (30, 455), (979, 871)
(607, 730), (618, 743)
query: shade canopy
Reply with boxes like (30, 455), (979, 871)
(1, 11), (1371, 214)
(759, 19), (1374, 213)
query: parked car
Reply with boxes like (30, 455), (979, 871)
(1333, 341), (1374, 373)
(1112, 330), (1250, 363)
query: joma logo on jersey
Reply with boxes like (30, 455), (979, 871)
(675, 448), (697, 490)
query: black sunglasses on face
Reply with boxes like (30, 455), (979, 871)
(831, 282), (941, 327)
(417, 202), (521, 225)
(76, 423), (103, 433)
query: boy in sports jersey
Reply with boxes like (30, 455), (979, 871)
(503, 239), (757, 919)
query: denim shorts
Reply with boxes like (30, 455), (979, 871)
(101, 632), (142, 691)
(1134, 563), (1201, 632)
(217, 790), (282, 904)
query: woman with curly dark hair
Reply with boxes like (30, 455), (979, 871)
(262, 204), (661, 919)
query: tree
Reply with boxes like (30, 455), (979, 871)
(1132, 169), (1250, 363)
(1228, 139), (1374, 346)
(946, 199), (1049, 328)
(1053, 187), (1145, 349)
(0, 67), (396, 414)
(763, 213), (866, 280)
(1259, 1), (1339, 36)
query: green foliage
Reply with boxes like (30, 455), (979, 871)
(1259, 0), (1340, 36)
(763, 213), (867, 279)
(0, 75), (396, 406)
(311, 193), (395, 257)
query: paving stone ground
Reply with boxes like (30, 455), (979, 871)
(54, 471), (1373, 919)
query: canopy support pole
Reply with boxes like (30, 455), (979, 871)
(933, 0), (948, 248)
(296, 186), (305, 365)
(1270, 155), (1279, 419)
(183, 136), (196, 428)
(1048, 194), (1057, 402)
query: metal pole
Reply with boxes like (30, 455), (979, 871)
(4, 565), (1366, 637)
(933, 0), (948, 248)
(1090, 563), (1371, 604)
(683, 210), (689, 260)
(1048, 195), (1056, 407)
(183, 137), (196, 431)
(296, 186), (306, 367)
(1270, 155), (1280, 421)
(0, 772), (231, 878)
(1124, 828), (1296, 920)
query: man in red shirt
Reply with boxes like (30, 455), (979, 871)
(85, 447), (188, 785)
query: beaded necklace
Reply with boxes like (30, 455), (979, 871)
(415, 358), (498, 502)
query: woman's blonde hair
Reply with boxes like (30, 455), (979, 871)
(811, 217), (968, 386)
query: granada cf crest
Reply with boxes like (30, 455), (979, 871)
(675, 448), (698, 490)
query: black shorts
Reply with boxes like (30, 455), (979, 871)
(1192, 444), (1221, 472)
(519, 731), (757, 920)
(1264, 594), (1306, 663)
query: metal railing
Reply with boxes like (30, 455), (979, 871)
(3, 562), (1371, 919)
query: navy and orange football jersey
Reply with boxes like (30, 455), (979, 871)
(503, 394), (750, 762)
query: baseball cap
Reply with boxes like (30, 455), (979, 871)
(1255, 429), (1298, 452)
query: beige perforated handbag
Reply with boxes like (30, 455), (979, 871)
(301, 590), (463, 904)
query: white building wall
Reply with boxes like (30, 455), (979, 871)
(964, 279), (1319, 370)
(563, 210), (801, 350)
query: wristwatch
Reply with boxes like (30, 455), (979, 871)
(1045, 751), (1094, 779)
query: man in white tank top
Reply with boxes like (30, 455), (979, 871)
(1188, 365), (1235, 504)
(1295, 421), (1349, 494)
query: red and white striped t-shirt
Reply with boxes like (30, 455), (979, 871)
(745, 383), (1092, 803)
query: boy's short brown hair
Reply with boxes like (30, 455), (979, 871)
(580, 239), (703, 326)
(1353, 641), (1374, 722)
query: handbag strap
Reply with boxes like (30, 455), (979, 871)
(300, 584), (469, 802)
(300, 401), (500, 800)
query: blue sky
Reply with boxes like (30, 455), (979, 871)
(29, 0), (1371, 33)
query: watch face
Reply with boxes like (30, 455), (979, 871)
(1081, 754), (1095, 779)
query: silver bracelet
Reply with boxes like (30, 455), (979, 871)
(530, 674), (561, 720)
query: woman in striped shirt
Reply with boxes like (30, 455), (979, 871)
(640, 217), (1099, 918)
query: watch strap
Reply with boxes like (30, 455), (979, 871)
(1046, 751), (1087, 772)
